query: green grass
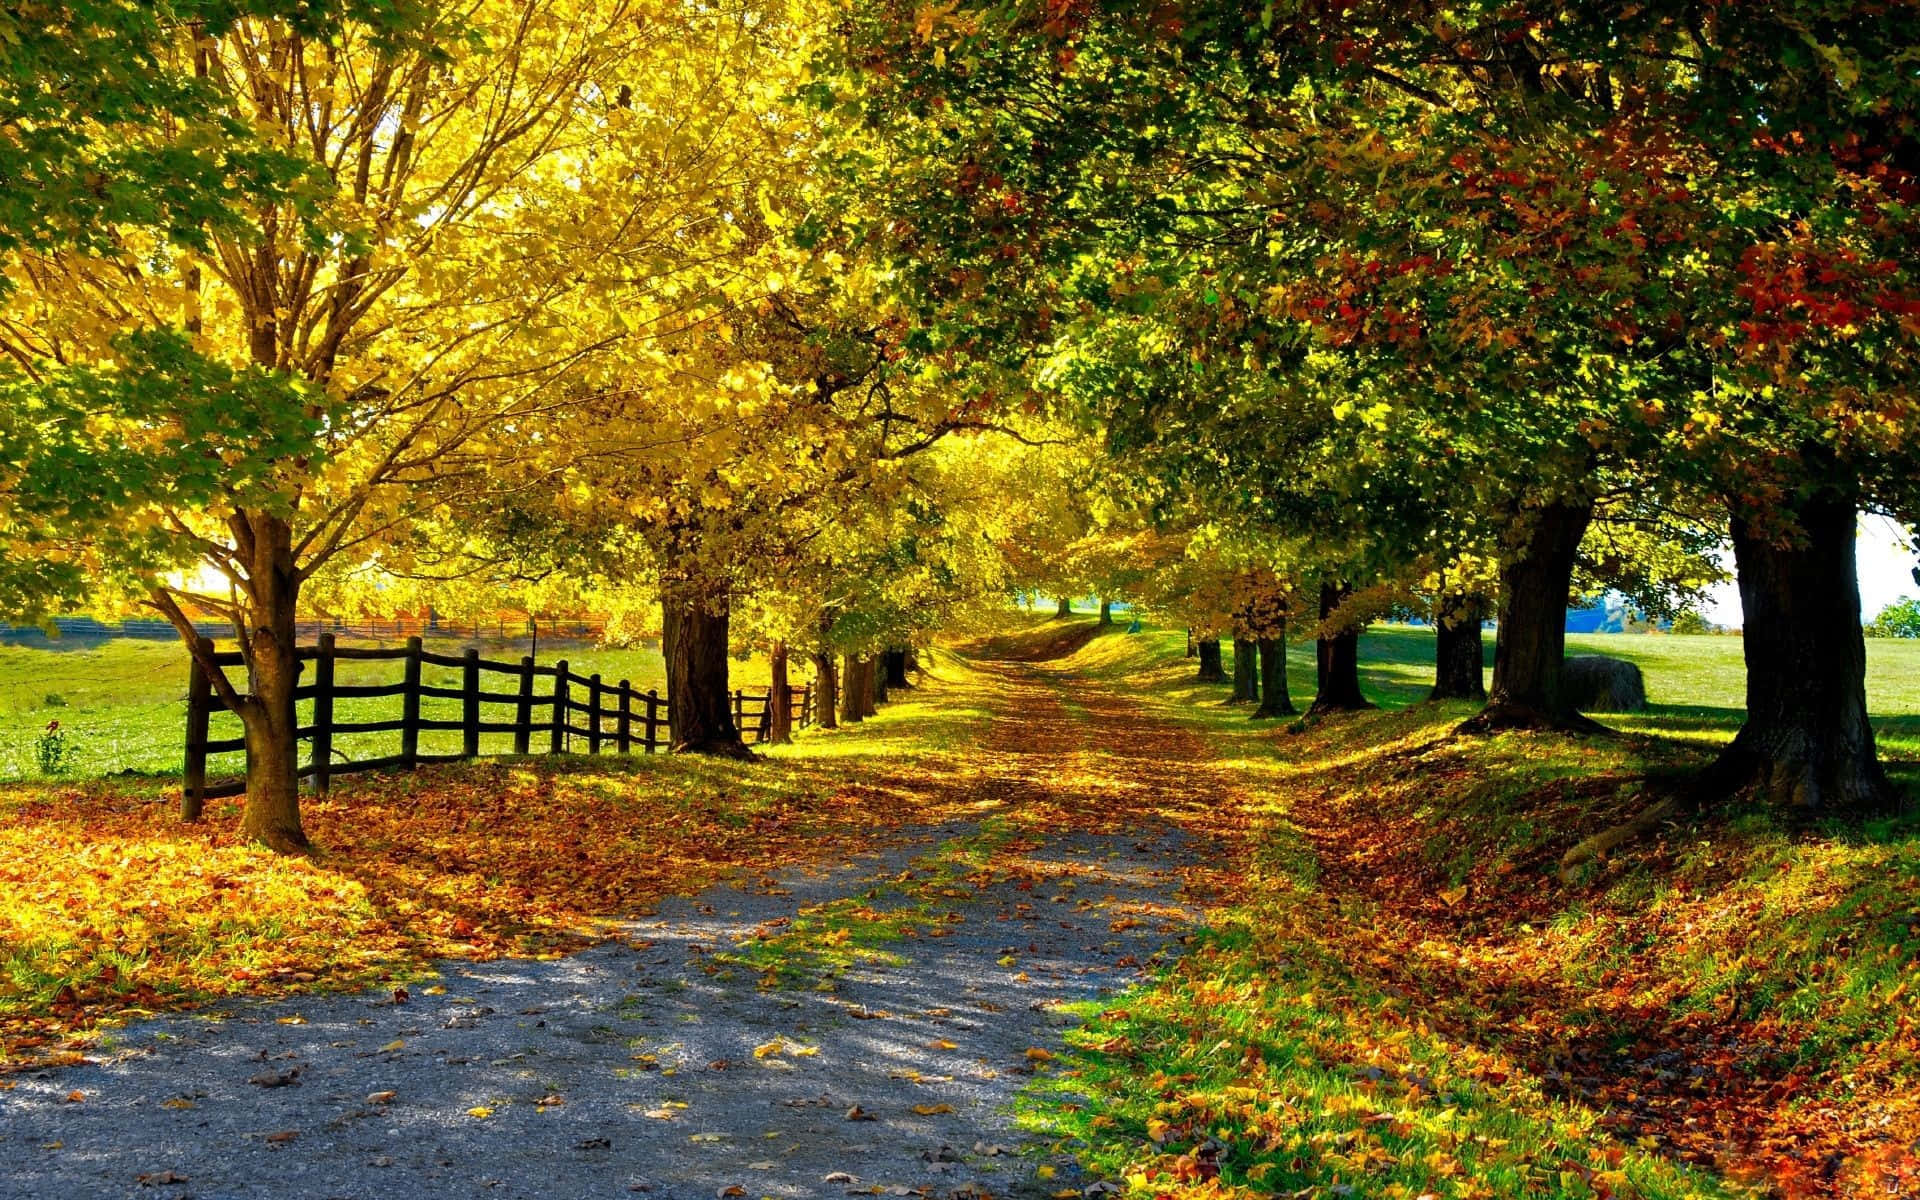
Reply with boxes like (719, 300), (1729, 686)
(8, 622), (1919, 785)
(1014, 619), (1920, 1196)
(0, 636), (771, 782)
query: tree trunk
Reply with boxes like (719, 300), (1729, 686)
(662, 578), (752, 758)
(1099, 599), (1113, 625)
(884, 648), (911, 689)
(1310, 581), (1371, 714)
(1461, 500), (1597, 733)
(812, 649), (839, 730)
(872, 653), (889, 705)
(1186, 629), (1196, 658)
(839, 654), (864, 724)
(1055, 596), (1073, 619)
(1196, 637), (1225, 682)
(1430, 595), (1488, 702)
(237, 514), (309, 853)
(1230, 637), (1259, 703)
(1702, 495), (1895, 815)
(859, 656), (878, 717)
(767, 641), (793, 745)
(1252, 632), (1296, 719)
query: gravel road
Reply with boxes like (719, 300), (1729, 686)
(0, 818), (1197, 1200)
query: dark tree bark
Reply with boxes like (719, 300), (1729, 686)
(1196, 637), (1226, 682)
(1430, 595), (1488, 702)
(1461, 500), (1597, 733)
(884, 648), (911, 688)
(236, 514), (309, 853)
(1186, 629), (1196, 658)
(1099, 599), (1113, 625)
(767, 641), (793, 745)
(1230, 637), (1259, 703)
(1252, 632), (1296, 719)
(839, 654), (865, 724)
(872, 653), (889, 705)
(1055, 596), (1073, 619)
(1310, 581), (1371, 714)
(662, 578), (752, 758)
(812, 649), (838, 730)
(1702, 494), (1896, 815)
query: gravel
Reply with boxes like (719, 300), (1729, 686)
(0, 821), (1197, 1200)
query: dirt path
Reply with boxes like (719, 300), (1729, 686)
(0, 650), (1228, 1200)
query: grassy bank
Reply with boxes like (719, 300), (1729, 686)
(1015, 621), (1918, 1200)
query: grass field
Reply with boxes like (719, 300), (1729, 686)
(5, 624), (1918, 784)
(0, 637), (771, 782)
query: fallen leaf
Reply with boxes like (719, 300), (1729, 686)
(466, 1106), (493, 1119)
(367, 1091), (396, 1105)
(845, 1104), (876, 1121)
(929, 1039), (958, 1051)
(1025, 1047), (1054, 1063)
(265, 1131), (298, 1144)
(136, 1171), (189, 1186)
(62, 1090), (85, 1104)
(911, 1103), (955, 1115)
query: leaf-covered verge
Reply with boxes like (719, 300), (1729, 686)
(0, 650), (994, 1066)
(1015, 624), (1919, 1200)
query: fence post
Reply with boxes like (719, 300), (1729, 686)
(400, 635), (423, 768)
(514, 656), (534, 755)
(462, 647), (481, 759)
(732, 688), (743, 732)
(758, 692), (772, 742)
(588, 673), (604, 754)
(313, 633), (336, 796)
(551, 659), (570, 754)
(645, 688), (660, 752)
(617, 679), (633, 753)
(182, 637), (213, 821)
(798, 685), (811, 729)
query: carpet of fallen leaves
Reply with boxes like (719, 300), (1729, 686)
(1024, 627), (1920, 1200)
(0, 658), (1000, 1066)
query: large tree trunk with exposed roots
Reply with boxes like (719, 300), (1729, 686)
(1252, 631), (1296, 719)
(662, 578), (752, 759)
(767, 642), (793, 746)
(1099, 599), (1113, 625)
(1310, 582), (1371, 714)
(1195, 638), (1225, 682)
(1431, 595), (1488, 702)
(1701, 494), (1896, 815)
(1230, 637), (1259, 703)
(236, 513), (309, 853)
(1461, 501), (1597, 733)
(1054, 596), (1072, 619)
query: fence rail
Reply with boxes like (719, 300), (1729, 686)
(183, 634), (813, 809)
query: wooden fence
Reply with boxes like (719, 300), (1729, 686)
(184, 634), (813, 807)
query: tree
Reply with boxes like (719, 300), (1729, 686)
(1, 0), (790, 847)
(1867, 599), (1920, 640)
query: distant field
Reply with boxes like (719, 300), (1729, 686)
(0, 637), (772, 782)
(5, 624), (1917, 782)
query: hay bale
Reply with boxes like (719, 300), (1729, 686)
(1562, 655), (1647, 713)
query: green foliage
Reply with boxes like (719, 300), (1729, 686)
(32, 720), (73, 777)
(1867, 598), (1920, 639)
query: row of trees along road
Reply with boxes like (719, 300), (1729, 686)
(3, 1), (1918, 850)
(811, 0), (1920, 818)
(0, 0), (1034, 851)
